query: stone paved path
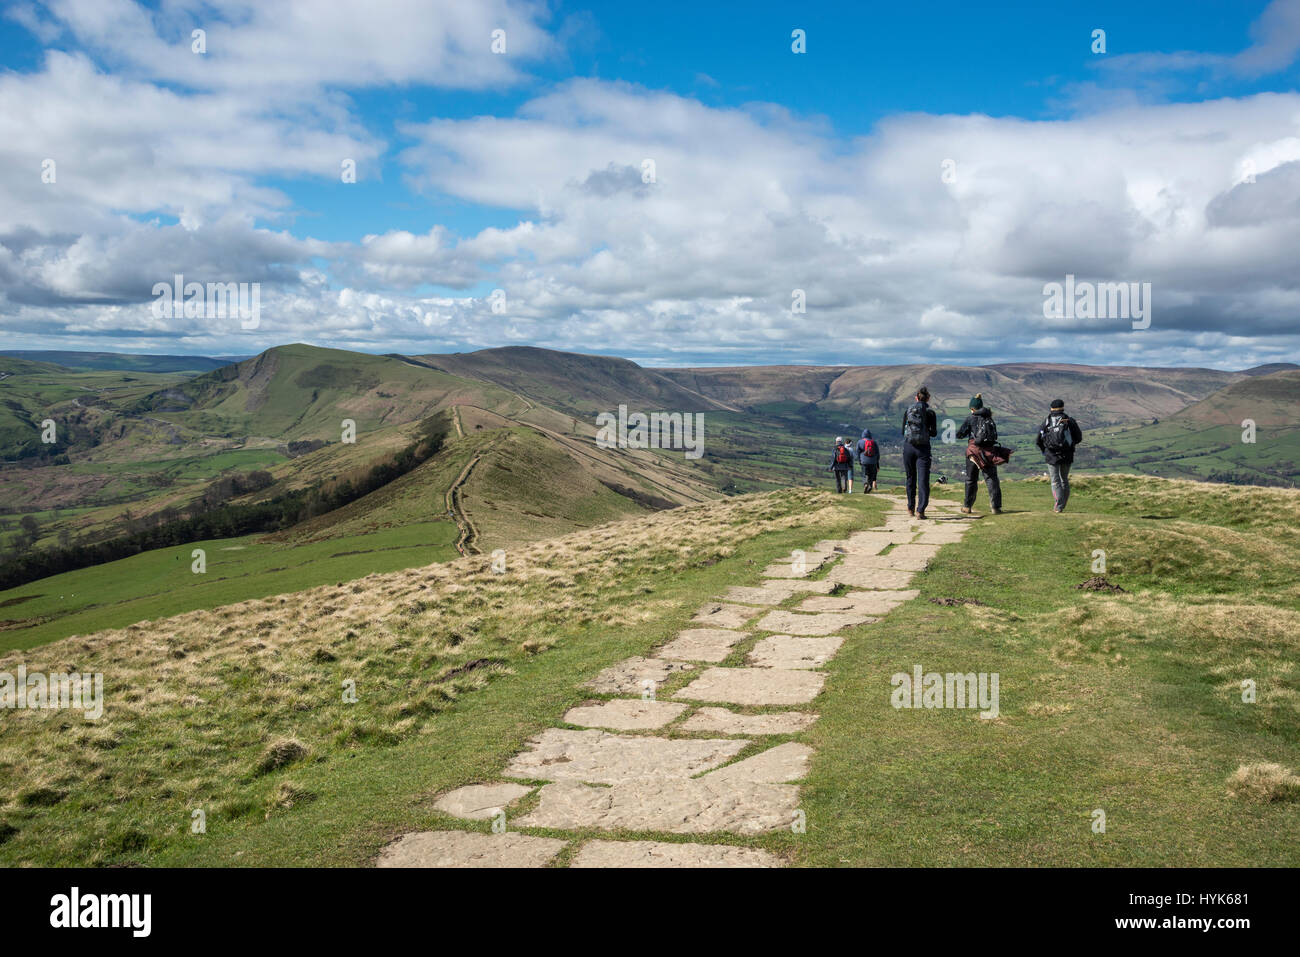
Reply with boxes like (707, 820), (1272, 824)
(376, 494), (972, 868)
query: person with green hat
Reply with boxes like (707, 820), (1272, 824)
(956, 393), (1003, 514)
(1036, 399), (1084, 512)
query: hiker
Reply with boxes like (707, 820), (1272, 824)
(956, 393), (1003, 514)
(900, 387), (937, 518)
(1036, 399), (1084, 513)
(856, 429), (879, 493)
(829, 436), (854, 493)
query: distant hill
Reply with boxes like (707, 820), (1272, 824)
(1083, 370), (1300, 486)
(659, 361), (1244, 431)
(415, 346), (733, 417)
(0, 350), (241, 373)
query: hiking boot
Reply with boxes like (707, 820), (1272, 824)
(908, 508), (915, 517)
(960, 506), (972, 514)
(992, 508), (1003, 515)
(915, 512), (927, 520)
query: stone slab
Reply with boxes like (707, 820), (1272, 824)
(796, 590), (917, 615)
(514, 778), (799, 834)
(706, 742), (813, 784)
(748, 634), (843, 670)
(692, 602), (761, 630)
(825, 565), (918, 589)
(678, 707), (818, 736)
(563, 699), (688, 731)
(503, 728), (746, 784)
(660, 628), (749, 663)
(674, 667), (826, 706)
(377, 830), (566, 868)
(433, 783), (533, 820)
(570, 839), (782, 868)
(720, 579), (836, 605)
(584, 657), (695, 695)
(754, 609), (874, 635)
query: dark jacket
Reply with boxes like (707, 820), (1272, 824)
(900, 402), (938, 447)
(856, 429), (879, 464)
(1036, 411), (1083, 465)
(957, 407), (997, 448)
(830, 444), (854, 471)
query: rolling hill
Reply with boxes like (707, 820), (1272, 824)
(1083, 370), (1300, 486)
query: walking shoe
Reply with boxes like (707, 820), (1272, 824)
(916, 512), (927, 520)
(992, 508), (1002, 515)
(908, 509), (915, 516)
(960, 506), (972, 514)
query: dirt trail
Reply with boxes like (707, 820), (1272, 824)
(445, 450), (481, 556)
(378, 493), (976, 867)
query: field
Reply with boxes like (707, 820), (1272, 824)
(2, 476), (1297, 866)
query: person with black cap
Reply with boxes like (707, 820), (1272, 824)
(1036, 399), (1084, 513)
(956, 393), (1002, 514)
(900, 386), (937, 518)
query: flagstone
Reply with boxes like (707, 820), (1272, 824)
(584, 657), (695, 695)
(502, 728), (746, 784)
(719, 579), (836, 605)
(825, 564), (918, 589)
(377, 830), (566, 868)
(705, 742), (813, 784)
(754, 609), (874, 635)
(692, 602), (761, 630)
(748, 634), (843, 670)
(678, 706), (818, 736)
(660, 628), (749, 663)
(674, 666), (825, 706)
(433, 783), (533, 821)
(570, 839), (782, 868)
(796, 590), (917, 615)
(562, 698), (688, 731)
(514, 778), (798, 834)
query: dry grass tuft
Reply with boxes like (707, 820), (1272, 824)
(1226, 762), (1300, 803)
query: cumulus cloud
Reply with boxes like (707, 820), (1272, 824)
(1, 1), (1298, 369)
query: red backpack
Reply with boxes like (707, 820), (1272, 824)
(861, 438), (878, 458)
(835, 444), (851, 464)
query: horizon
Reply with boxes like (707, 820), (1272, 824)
(2, 2), (1299, 367)
(2, 342), (1297, 375)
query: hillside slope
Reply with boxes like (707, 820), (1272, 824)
(1, 476), (1297, 867)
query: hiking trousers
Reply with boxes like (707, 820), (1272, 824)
(964, 456), (1002, 510)
(833, 468), (850, 493)
(1048, 462), (1072, 511)
(862, 462), (878, 487)
(902, 441), (931, 514)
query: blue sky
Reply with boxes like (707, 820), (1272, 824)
(1, 0), (1298, 368)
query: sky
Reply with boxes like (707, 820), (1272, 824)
(1, 0), (1299, 369)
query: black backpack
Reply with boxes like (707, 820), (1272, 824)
(1042, 414), (1074, 454)
(903, 402), (929, 445)
(970, 414), (996, 446)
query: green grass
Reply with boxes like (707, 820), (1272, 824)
(796, 479), (1300, 865)
(0, 520), (459, 652)
(2, 478), (1297, 867)
(0, 488), (855, 866)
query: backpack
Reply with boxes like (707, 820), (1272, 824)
(903, 403), (929, 445)
(861, 438), (878, 458)
(1042, 414), (1073, 454)
(835, 444), (852, 465)
(970, 414), (996, 446)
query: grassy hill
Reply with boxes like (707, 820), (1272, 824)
(415, 346), (733, 417)
(660, 361), (1246, 435)
(1, 476), (1296, 866)
(1083, 371), (1300, 486)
